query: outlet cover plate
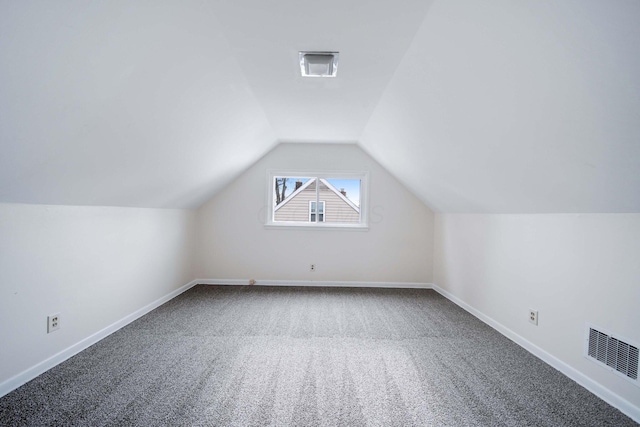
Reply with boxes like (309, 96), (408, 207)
(48, 313), (60, 333)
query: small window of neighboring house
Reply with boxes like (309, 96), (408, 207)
(268, 172), (368, 229)
(309, 201), (325, 222)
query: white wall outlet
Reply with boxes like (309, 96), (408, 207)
(310, 264), (316, 272)
(528, 309), (538, 325)
(47, 313), (60, 333)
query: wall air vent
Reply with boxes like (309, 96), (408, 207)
(585, 325), (639, 386)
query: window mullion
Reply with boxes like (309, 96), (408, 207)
(315, 177), (320, 223)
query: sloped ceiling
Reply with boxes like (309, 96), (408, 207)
(0, 1), (276, 208)
(361, 0), (640, 213)
(1, 0), (639, 212)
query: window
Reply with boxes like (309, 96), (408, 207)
(267, 171), (368, 229)
(309, 201), (325, 222)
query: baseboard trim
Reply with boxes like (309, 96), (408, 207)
(431, 284), (640, 424)
(0, 279), (199, 399)
(196, 278), (433, 289)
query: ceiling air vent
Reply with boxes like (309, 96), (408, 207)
(299, 51), (339, 77)
(586, 325), (639, 385)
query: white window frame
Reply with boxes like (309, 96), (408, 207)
(266, 170), (369, 230)
(309, 200), (325, 223)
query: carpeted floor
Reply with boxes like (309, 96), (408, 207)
(0, 285), (637, 426)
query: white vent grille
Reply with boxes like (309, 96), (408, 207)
(586, 326), (639, 383)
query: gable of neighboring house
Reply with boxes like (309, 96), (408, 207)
(274, 178), (360, 223)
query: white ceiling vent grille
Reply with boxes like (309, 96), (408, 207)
(299, 52), (339, 77)
(586, 325), (639, 385)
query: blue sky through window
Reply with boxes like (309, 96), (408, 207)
(326, 179), (360, 207)
(274, 177), (361, 207)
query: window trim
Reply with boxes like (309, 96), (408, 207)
(309, 200), (325, 223)
(266, 170), (369, 230)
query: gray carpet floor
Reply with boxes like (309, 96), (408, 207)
(0, 285), (637, 426)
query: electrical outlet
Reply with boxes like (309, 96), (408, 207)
(528, 309), (538, 325)
(310, 264), (316, 272)
(48, 314), (60, 333)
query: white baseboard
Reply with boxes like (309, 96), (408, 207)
(431, 284), (640, 424)
(0, 279), (199, 399)
(195, 278), (433, 289)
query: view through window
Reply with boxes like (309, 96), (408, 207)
(270, 174), (366, 227)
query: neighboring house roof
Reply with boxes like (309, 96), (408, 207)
(274, 178), (360, 213)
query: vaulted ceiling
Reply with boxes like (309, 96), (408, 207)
(1, 0), (639, 212)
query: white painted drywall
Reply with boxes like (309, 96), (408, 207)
(196, 143), (434, 283)
(4, 0), (639, 214)
(0, 203), (197, 387)
(361, 0), (640, 213)
(0, 1), (276, 208)
(207, 0), (434, 142)
(434, 213), (640, 409)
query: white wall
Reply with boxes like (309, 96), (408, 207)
(196, 143), (434, 284)
(0, 203), (197, 389)
(434, 213), (640, 412)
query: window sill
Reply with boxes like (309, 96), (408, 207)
(264, 223), (369, 231)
